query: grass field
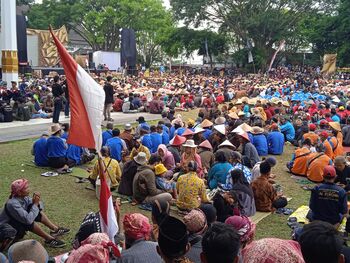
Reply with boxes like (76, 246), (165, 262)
(0, 110), (311, 256)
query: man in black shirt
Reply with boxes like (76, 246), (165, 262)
(103, 76), (114, 121)
(62, 79), (70, 118)
(52, 75), (64, 123)
(334, 156), (350, 191)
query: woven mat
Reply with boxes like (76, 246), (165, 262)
(250, 212), (271, 224)
(70, 167), (90, 179)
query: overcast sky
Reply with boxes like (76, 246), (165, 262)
(35, 0), (171, 9)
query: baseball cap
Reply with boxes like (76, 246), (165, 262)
(323, 165), (336, 178)
(320, 131), (329, 138)
(309, 123), (316, 131)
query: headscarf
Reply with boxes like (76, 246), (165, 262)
(67, 233), (120, 263)
(242, 238), (305, 263)
(66, 244), (110, 263)
(225, 216), (255, 244)
(123, 213), (151, 240)
(10, 179), (29, 198)
(157, 144), (169, 162)
(157, 144), (175, 170)
(183, 209), (208, 235)
(81, 233), (110, 246)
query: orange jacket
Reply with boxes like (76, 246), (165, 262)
(334, 133), (344, 157)
(323, 139), (334, 160)
(303, 133), (320, 146)
(291, 147), (312, 176)
(306, 153), (332, 183)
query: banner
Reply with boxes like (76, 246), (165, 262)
(248, 51), (253, 63)
(144, 69), (150, 78)
(321, 54), (337, 74)
(268, 40), (285, 72)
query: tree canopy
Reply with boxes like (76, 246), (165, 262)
(26, 0), (174, 58)
(170, 0), (338, 70)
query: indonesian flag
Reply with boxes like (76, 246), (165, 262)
(49, 28), (104, 150)
(50, 28), (119, 241)
(98, 158), (119, 242)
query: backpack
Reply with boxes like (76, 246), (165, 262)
(73, 212), (102, 249)
(2, 105), (13, 122)
(22, 105), (31, 121)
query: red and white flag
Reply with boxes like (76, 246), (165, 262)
(50, 29), (119, 241)
(98, 158), (119, 242)
(49, 28), (104, 150)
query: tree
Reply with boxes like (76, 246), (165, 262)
(17, 0), (34, 5)
(161, 27), (228, 68)
(27, 0), (174, 53)
(133, 0), (175, 67)
(302, 0), (350, 67)
(170, 0), (338, 70)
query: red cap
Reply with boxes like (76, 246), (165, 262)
(320, 131), (329, 138)
(323, 165), (336, 178)
(309, 123), (316, 131)
(320, 120), (328, 126)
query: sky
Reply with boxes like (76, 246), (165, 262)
(35, 0), (171, 9)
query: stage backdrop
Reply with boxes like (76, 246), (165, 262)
(27, 25), (68, 67)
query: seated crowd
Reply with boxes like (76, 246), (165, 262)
(2, 70), (350, 262)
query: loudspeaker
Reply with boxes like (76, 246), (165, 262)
(88, 52), (93, 65)
(121, 29), (137, 68)
(16, 15), (28, 65)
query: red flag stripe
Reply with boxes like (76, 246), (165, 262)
(49, 29), (95, 148)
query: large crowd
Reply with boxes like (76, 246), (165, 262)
(1, 67), (350, 262)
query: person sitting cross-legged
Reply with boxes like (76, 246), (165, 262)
(0, 179), (69, 248)
(88, 146), (121, 191)
(251, 161), (287, 212)
(308, 165), (348, 227)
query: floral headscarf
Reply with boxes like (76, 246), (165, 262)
(242, 238), (305, 263)
(123, 213), (151, 240)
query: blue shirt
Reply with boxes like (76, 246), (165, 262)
(102, 130), (113, 146)
(176, 127), (186, 136)
(47, 136), (67, 158)
(331, 115), (341, 123)
(169, 126), (176, 140)
(141, 134), (153, 152)
(279, 121), (295, 142)
(221, 164), (252, 190)
(207, 162), (233, 190)
(310, 182), (347, 225)
(33, 137), (48, 166)
(162, 125), (169, 135)
(203, 129), (212, 140)
(61, 132), (68, 140)
(267, 131), (285, 155)
(162, 132), (170, 145)
(66, 144), (82, 165)
(106, 137), (124, 161)
(252, 134), (268, 156)
(150, 133), (162, 153)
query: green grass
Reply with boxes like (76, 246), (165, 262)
(0, 109), (311, 256)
